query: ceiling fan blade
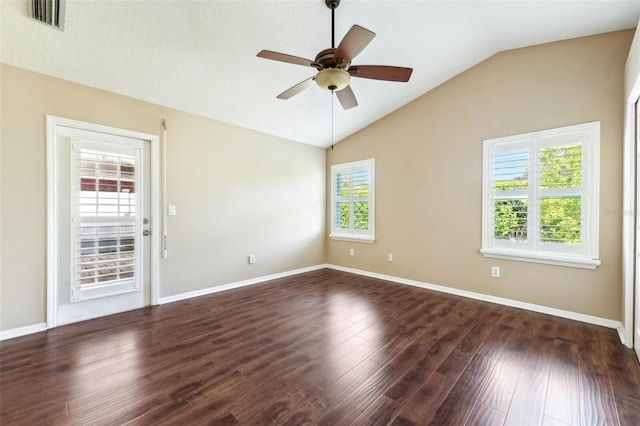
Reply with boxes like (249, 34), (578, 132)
(349, 65), (413, 82)
(335, 85), (358, 110)
(277, 77), (315, 100)
(257, 50), (319, 68)
(334, 25), (376, 63)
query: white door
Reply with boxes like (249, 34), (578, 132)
(53, 125), (151, 326)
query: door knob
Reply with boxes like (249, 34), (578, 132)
(143, 230), (151, 236)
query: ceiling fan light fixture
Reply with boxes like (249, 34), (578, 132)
(315, 68), (350, 91)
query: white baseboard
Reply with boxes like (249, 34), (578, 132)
(1, 265), (624, 344)
(327, 264), (623, 332)
(0, 322), (47, 341)
(158, 264), (329, 305)
(617, 326), (629, 347)
(1, 265), (329, 340)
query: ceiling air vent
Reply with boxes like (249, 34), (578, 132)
(27, 0), (65, 30)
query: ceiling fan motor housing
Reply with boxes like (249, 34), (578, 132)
(315, 48), (349, 69)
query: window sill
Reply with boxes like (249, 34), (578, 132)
(329, 234), (375, 244)
(480, 248), (600, 269)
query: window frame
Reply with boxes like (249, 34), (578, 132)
(481, 122), (601, 269)
(330, 158), (376, 243)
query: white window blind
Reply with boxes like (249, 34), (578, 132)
(330, 159), (375, 243)
(492, 144), (529, 248)
(70, 139), (142, 301)
(481, 122), (600, 269)
(538, 142), (583, 246)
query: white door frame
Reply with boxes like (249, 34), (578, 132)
(635, 101), (640, 360)
(623, 81), (640, 350)
(46, 116), (161, 328)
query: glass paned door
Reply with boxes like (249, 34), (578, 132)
(70, 138), (143, 301)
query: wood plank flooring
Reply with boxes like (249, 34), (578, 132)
(1, 268), (639, 425)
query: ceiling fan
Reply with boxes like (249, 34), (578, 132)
(257, 0), (413, 110)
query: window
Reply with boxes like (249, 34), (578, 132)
(330, 159), (375, 243)
(481, 122), (600, 269)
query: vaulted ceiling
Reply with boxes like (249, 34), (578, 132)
(2, 0), (639, 148)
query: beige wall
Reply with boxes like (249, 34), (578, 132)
(0, 64), (326, 331)
(327, 30), (634, 321)
(1, 29), (634, 332)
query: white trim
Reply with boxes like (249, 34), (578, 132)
(623, 93), (639, 349)
(623, 91), (639, 350)
(46, 117), (59, 328)
(46, 116), (161, 329)
(328, 234), (375, 244)
(0, 323), (47, 341)
(480, 248), (601, 269)
(326, 264), (623, 332)
(158, 265), (328, 304)
(618, 325), (628, 347)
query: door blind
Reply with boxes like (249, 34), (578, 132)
(71, 140), (141, 301)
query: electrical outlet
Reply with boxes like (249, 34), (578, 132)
(349, 248), (355, 256)
(248, 255), (255, 264)
(491, 266), (500, 278)
(388, 253), (394, 262)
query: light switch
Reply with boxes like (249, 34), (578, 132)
(168, 205), (177, 216)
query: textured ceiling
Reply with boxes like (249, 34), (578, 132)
(1, 0), (639, 148)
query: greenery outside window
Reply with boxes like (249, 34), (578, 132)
(330, 159), (375, 243)
(481, 122), (600, 269)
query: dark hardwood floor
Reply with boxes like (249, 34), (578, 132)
(1, 268), (640, 425)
